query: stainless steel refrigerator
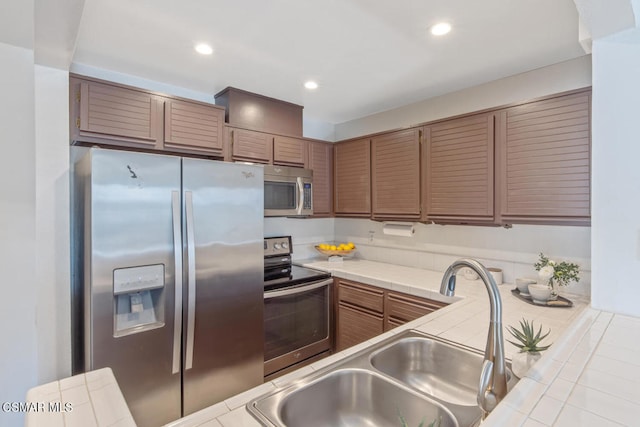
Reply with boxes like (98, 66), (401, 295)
(71, 148), (264, 426)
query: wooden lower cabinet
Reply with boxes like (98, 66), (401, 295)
(337, 303), (384, 351)
(384, 291), (447, 331)
(335, 278), (448, 351)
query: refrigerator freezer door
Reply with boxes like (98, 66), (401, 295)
(181, 159), (264, 415)
(85, 149), (181, 427)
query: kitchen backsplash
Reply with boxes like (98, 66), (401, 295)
(264, 217), (592, 297)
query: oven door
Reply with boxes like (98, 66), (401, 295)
(263, 278), (332, 377)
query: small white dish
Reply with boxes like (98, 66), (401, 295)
(528, 284), (552, 304)
(462, 268), (479, 280)
(515, 278), (536, 296)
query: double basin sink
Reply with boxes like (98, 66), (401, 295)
(248, 330), (517, 427)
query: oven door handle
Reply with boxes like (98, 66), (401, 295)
(264, 278), (332, 299)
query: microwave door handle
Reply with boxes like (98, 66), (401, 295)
(296, 177), (304, 215)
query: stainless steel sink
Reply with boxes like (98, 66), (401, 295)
(254, 368), (458, 427)
(248, 330), (518, 427)
(370, 337), (490, 406)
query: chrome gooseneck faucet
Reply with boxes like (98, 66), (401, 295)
(440, 259), (508, 418)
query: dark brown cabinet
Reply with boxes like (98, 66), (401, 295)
(214, 86), (304, 136)
(334, 139), (371, 216)
(335, 278), (448, 351)
(227, 127), (273, 164)
(273, 135), (306, 166)
(497, 90), (591, 225)
(72, 78), (162, 147)
(384, 291), (447, 331)
(306, 141), (333, 216)
(424, 113), (495, 223)
(371, 128), (421, 220)
(71, 76), (227, 156)
(336, 279), (384, 351)
(164, 99), (225, 155)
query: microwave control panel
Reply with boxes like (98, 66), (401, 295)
(303, 183), (312, 209)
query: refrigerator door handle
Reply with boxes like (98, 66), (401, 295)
(171, 191), (182, 375)
(185, 191), (196, 370)
(296, 176), (304, 215)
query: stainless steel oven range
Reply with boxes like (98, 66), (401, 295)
(263, 236), (333, 379)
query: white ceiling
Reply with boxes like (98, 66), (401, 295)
(71, 1), (585, 124)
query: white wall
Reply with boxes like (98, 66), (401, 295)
(591, 28), (640, 316)
(264, 218), (335, 260)
(34, 65), (71, 383)
(302, 117), (335, 141)
(335, 55), (592, 140)
(70, 62), (215, 103)
(0, 42), (37, 426)
(334, 220), (591, 296)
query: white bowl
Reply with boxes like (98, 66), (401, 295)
(462, 268), (479, 280)
(528, 284), (552, 304)
(516, 278), (536, 295)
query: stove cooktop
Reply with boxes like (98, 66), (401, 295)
(264, 264), (331, 292)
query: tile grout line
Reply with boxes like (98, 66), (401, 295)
(548, 312), (615, 426)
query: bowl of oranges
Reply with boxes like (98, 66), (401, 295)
(315, 242), (356, 257)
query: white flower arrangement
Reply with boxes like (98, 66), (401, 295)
(534, 253), (580, 288)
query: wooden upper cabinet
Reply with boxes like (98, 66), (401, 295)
(425, 113), (495, 223)
(306, 141), (333, 216)
(371, 128), (421, 219)
(73, 79), (162, 146)
(334, 139), (371, 216)
(228, 127), (273, 164)
(498, 91), (591, 224)
(273, 135), (306, 166)
(164, 99), (225, 155)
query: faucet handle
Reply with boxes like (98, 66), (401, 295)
(478, 359), (498, 416)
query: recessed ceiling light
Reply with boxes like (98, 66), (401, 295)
(194, 43), (213, 55)
(304, 81), (319, 90)
(431, 22), (451, 36)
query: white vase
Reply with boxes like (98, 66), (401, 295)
(511, 351), (541, 378)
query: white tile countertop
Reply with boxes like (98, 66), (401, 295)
(25, 259), (640, 426)
(25, 368), (135, 427)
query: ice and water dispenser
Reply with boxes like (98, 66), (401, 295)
(113, 264), (165, 336)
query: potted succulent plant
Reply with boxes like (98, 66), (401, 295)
(507, 318), (552, 378)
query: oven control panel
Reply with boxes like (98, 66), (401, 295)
(264, 236), (292, 257)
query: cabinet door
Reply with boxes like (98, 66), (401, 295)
(273, 136), (306, 166)
(229, 128), (273, 163)
(384, 292), (447, 331)
(425, 113), (495, 223)
(164, 99), (224, 155)
(337, 303), (383, 351)
(75, 80), (161, 146)
(498, 91), (591, 224)
(307, 141), (333, 216)
(334, 139), (371, 216)
(337, 279), (384, 313)
(371, 128), (421, 219)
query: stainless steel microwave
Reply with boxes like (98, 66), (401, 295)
(264, 165), (313, 217)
